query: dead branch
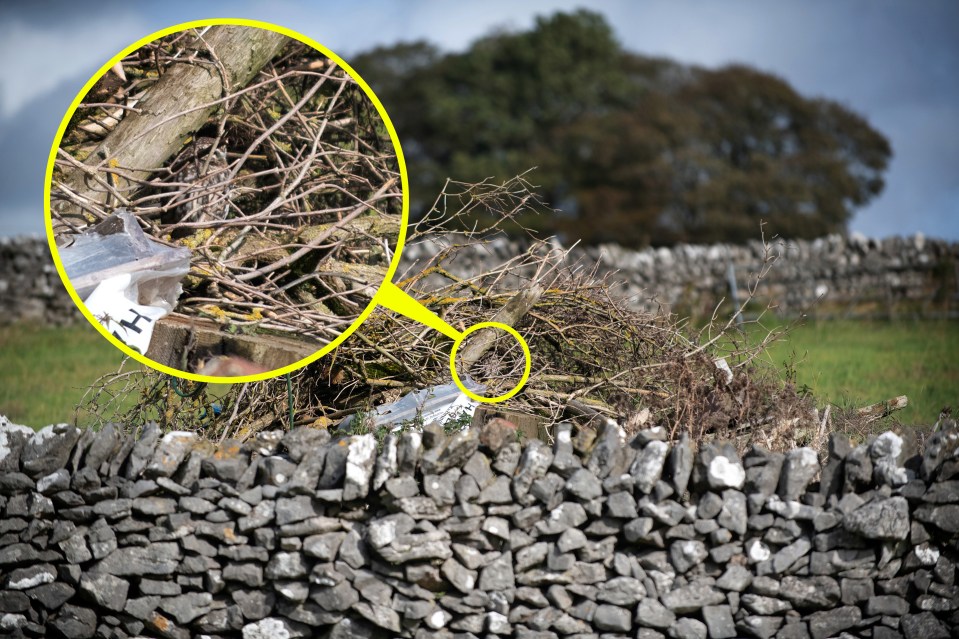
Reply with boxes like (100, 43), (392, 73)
(857, 395), (909, 424)
(54, 26), (289, 228)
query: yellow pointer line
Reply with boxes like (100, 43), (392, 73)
(375, 282), (463, 341)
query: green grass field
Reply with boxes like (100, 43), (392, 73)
(0, 318), (956, 430)
(736, 317), (959, 427)
(0, 323), (127, 429)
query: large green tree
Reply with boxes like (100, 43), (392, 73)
(354, 10), (891, 246)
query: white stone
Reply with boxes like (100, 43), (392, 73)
(746, 539), (771, 562)
(269, 553), (303, 578)
(647, 569), (675, 594)
(343, 434), (376, 501)
(9, 569), (55, 590)
(31, 424), (59, 443)
(794, 447), (818, 469)
(533, 447), (549, 466)
(677, 541), (706, 568)
(367, 519), (396, 548)
(36, 472), (61, 493)
(915, 543), (940, 566)
(372, 435), (397, 490)
(482, 516), (509, 540)
(0, 416), (33, 463)
(632, 440), (669, 494)
(407, 432), (421, 455)
(427, 609), (450, 629)
(0, 614), (28, 631)
(242, 618), (292, 639)
(147, 431), (196, 476)
(486, 611), (510, 633)
(765, 495), (816, 519)
(872, 432), (903, 460)
(707, 456), (745, 489)
(874, 459), (908, 487)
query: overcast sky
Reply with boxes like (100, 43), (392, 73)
(2, 0), (957, 240)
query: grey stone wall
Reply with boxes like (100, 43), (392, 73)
(3, 232), (958, 325)
(401, 233), (959, 317)
(0, 237), (80, 325)
(1, 415), (956, 638)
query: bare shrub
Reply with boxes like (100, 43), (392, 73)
(78, 174), (822, 453)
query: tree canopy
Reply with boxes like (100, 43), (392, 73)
(353, 10), (892, 247)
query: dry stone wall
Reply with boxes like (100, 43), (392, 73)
(1, 415), (957, 639)
(3, 232), (957, 325)
(0, 237), (80, 325)
(401, 233), (959, 317)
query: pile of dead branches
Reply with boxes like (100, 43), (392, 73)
(79, 175), (823, 452)
(51, 25), (402, 350)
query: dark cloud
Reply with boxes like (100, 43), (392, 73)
(0, 77), (77, 236)
(1, 1), (957, 239)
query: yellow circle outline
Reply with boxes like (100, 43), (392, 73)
(43, 18), (409, 385)
(449, 322), (531, 403)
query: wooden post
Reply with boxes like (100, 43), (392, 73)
(146, 315), (320, 373)
(471, 405), (552, 443)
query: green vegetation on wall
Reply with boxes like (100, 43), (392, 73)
(2, 317), (954, 431)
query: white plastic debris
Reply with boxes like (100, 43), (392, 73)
(714, 357), (733, 385)
(338, 378), (486, 431)
(59, 210), (190, 354)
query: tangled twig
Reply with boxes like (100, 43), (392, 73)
(78, 175), (817, 452)
(51, 28), (402, 363)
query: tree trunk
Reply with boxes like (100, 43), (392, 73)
(55, 25), (290, 231)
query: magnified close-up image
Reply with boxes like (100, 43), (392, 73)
(48, 23), (404, 379)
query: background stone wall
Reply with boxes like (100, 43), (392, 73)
(401, 233), (959, 319)
(1, 415), (956, 638)
(3, 233), (957, 326)
(0, 237), (80, 326)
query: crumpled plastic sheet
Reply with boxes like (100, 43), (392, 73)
(338, 378), (487, 431)
(59, 210), (191, 353)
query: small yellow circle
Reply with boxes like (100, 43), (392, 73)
(449, 322), (531, 403)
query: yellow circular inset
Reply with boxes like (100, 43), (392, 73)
(43, 18), (409, 384)
(449, 322), (532, 403)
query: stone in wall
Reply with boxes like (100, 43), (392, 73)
(0, 237), (81, 326)
(0, 412), (957, 638)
